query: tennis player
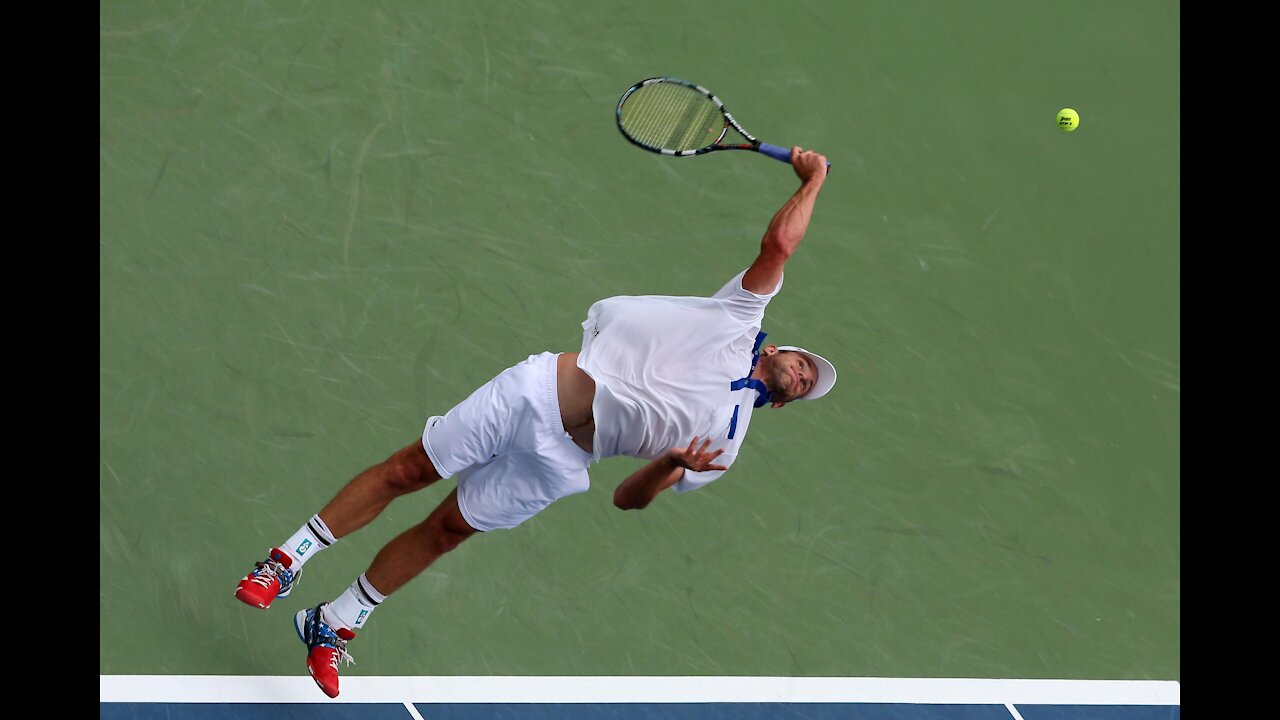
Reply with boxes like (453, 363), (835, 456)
(234, 146), (833, 697)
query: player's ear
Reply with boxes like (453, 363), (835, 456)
(762, 344), (779, 355)
(770, 400), (786, 409)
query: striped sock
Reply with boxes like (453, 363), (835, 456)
(280, 514), (337, 568)
(323, 574), (386, 631)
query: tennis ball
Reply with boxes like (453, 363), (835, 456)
(1058, 108), (1079, 132)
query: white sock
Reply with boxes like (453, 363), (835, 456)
(280, 514), (337, 568)
(323, 574), (386, 631)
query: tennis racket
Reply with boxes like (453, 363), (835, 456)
(616, 76), (829, 169)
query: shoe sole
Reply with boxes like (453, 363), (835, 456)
(294, 609), (309, 644)
(234, 587), (272, 609)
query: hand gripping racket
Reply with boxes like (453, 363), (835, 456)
(616, 76), (830, 169)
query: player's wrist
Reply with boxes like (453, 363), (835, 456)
(801, 173), (826, 189)
(663, 449), (692, 471)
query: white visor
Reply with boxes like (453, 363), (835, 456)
(777, 346), (837, 401)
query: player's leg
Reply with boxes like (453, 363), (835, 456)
(286, 353), (588, 697)
(315, 440), (443, 538)
(234, 440), (442, 609)
(367, 486), (478, 596)
(297, 488), (476, 698)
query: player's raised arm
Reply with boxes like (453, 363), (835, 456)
(740, 147), (829, 295)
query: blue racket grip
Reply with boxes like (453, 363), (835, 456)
(758, 142), (833, 171)
(758, 142), (793, 163)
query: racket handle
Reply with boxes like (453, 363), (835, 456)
(758, 142), (793, 163)
(758, 142), (833, 171)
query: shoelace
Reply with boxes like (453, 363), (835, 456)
(310, 613), (357, 669)
(249, 560), (289, 589)
(328, 639), (356, 671)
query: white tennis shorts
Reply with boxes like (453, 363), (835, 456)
(421, 351), (594, 532)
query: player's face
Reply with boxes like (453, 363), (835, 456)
(765, 350), (818, 405)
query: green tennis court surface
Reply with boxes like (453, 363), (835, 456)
(101, 0), (1179, 704)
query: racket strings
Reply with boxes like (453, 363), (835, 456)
(620, 83), (724, 152)
(643, 85), (695, 147)
(623, 85), (689, 147)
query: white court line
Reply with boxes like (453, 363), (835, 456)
(403, 700), (427, 720)
(100, 676), (1180, 706)
(1005, 703), (1027, 720)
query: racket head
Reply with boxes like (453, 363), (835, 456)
(616, 77), (733, 156)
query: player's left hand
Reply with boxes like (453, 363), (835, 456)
(667, 436), (729, 473)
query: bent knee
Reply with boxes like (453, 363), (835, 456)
(434, 527), (471, 554)
(386, 444), (440, 492)
(424, 498), (477, 554)
(426, 519), (475, 554)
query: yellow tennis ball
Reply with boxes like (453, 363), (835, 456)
(1058, 108), (1079, 132)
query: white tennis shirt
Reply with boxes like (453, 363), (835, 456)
(576, 269), (782, 492)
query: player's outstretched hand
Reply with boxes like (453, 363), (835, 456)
(667, 436), (729, 473)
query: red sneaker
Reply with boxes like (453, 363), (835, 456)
(234, 548), (301, 609)
(294, 603), (356, 698)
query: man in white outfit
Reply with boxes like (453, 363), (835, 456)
(234, 146), (834, 698)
